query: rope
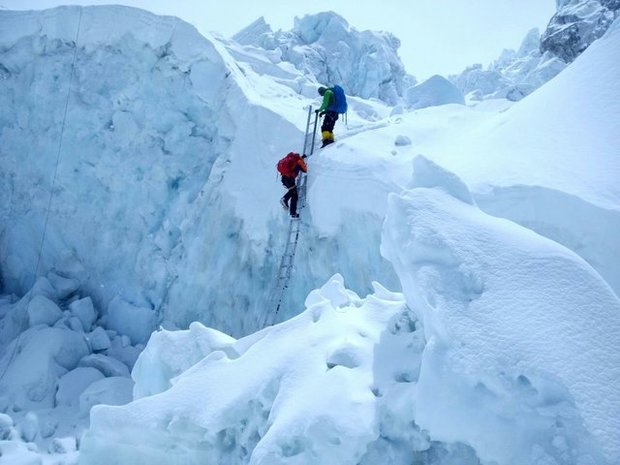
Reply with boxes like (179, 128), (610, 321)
(0, 7), (83, 384)
(36, 7), (82, 278)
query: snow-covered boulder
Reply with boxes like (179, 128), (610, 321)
(0, 441), (41, 465)
(78, 354), (130, 378)
(48, 436), (77, 454)
(56, 367), (105, 408)
(132, 321), (235, 399)
(69, 297), (97, 331)
(405, 75), (464, 109)
(87, 326), (111, 351)
(0, 413), (14, 440)
(0, 326), (89, 409)
(18, 412), (39, 442)
(26, 295), (63, 327)
(394, 135), (411, 146)
(47, 272), (80, 300)
(106, 296), (156, 345)
(79, 377), (134, 417)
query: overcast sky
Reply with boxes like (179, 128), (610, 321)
(2, 0), (556, 79)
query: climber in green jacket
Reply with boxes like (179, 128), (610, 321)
(316, 86), (338, 148)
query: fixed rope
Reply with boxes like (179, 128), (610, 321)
(0, 8), (83, 384)
(263, 106), (319, 327)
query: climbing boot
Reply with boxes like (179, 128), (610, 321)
(321, 131), (335, 148)
(321, 131), (331, 148)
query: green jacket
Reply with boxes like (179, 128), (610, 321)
(318, 89), (335, 112)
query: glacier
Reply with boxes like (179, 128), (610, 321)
(1, 4), (619, 465)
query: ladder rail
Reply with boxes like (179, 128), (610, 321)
(264, 107), (318, 327)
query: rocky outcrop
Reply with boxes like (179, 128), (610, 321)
(541, 0), (620, 62)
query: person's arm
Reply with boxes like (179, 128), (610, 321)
(318, 89), (334, 112)
(297, 157), (308, 173)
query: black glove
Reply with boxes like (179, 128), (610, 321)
(319, 111), (326, 117)
(301, 155), (307, 159)
(314, 109), (320, 114)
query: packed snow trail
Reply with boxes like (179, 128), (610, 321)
(263, 107), (319, 326)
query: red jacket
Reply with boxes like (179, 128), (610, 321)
(278, 152), (307, 178)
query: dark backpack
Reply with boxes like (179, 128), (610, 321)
(277, 152), (299, 177)
(329, 85), (348, 114)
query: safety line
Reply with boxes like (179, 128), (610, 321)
(0, 7), (83, 384)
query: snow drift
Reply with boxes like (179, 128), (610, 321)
(383, 157), (620, 464)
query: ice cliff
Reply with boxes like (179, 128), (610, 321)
(230, 12), (414, 105)
(0, 6), (398, 341)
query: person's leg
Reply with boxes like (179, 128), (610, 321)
(289, 186), (299, 217)
(321, 112), (338, 146)
(282, 176), (296, 209)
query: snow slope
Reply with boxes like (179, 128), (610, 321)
(541, 0), (620, 62)
(449, 17), (620, 211)
(308, 17), (620, 295)
(382, 157), (620, 464)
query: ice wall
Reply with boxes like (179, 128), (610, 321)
(0, 7), (292, 337)
(0, 6), (403, 339)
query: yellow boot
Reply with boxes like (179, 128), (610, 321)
(321, 131), (334, 148)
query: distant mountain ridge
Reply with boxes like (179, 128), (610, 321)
(452, 0), (619, 101)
